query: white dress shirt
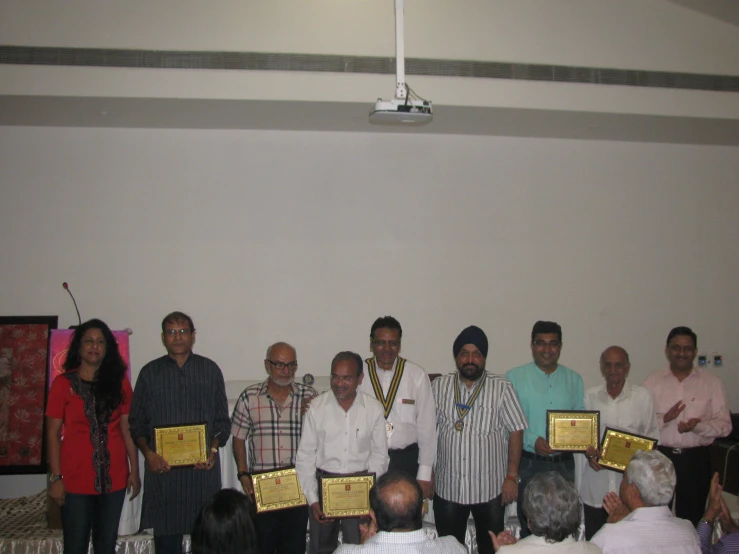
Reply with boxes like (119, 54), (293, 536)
(334, 528), (467, 554)
(591, 506), (701, 554)
(499, 535), (602, 553)
(579, 382), (659, 508)
(296, 390), (389, 506)
(359, 357), (437, 481)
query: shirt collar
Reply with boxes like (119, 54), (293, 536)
(257, 379), (298, 397)
(597, 381), (633, 402)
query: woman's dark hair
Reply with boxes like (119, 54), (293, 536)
(192, 489), (257, 554)
(64, 319), (126, 418)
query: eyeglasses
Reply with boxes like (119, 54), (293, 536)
(533, 340), (561, 348)
(164, 329), (193, 337)
(668, 345), (695, 354)
(267, 360), (298, 371)
(372, 339), (400, 349)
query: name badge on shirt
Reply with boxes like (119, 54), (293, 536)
(402, 399), (415, 405)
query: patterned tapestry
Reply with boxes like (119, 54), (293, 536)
(0, 318), (57, 471)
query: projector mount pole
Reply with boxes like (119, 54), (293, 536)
(395, 0), (408, 101)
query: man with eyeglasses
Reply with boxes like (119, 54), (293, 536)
(643, 326), (731, 525)
(230, 342), (318, 554)
(505, 320), (584, 538)
(358, 316), (436, 500)
(129, 312), (230, 554)
(296, 351), (389, 554)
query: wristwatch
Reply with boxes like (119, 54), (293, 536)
(505, 474), (521, 484)
(49, 474), (63, 483)
(237, 471), (250, 481)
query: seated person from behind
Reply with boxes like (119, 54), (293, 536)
(191, 489), (258, 554)
(335, 469), (466, 553)
(489, 471), (602, 553)
(591, 450), (700, 554)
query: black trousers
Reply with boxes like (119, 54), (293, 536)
(388, 443), (419, 477)
(433, 493), (504, 554)
(583, 503), (608, 540)
(254, 504), (308, 554)
(658, 445), (711, 525)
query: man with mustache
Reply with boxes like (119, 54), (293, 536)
(432, 326), (527, 554)
(643, 326), (731, 525)
(296, 351), (389, 554)
(506, 320), (584, 538)
(359, 316), (436, 500)
(230, 342), (318, 554)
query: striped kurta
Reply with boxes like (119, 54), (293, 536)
(432, 371), (527, 505)
(129, 353), (230, 535)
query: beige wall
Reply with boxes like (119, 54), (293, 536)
(1, 127), (738, 496)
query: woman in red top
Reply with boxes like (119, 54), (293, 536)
(46, 319), (141, 554)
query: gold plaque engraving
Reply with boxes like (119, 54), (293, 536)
(599, 428), (658, 472)
(320, 474), (375, 518)
(546, 410), (599, 452)
(252, 468), (308, 513)
(154, 424), (207, 466)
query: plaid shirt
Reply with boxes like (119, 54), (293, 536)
(230, 379), (318, 473)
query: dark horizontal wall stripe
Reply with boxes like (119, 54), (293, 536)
(1, 45), (738, 93)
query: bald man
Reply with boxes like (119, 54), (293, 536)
(334, 469), (466, 553)
(578, 346), (659, 539)
(231, 342), (318, 554)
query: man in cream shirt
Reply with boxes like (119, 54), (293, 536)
(296, 351), (389, 554)
(579, 346), (659, 539)
(360, 316), (436, 499)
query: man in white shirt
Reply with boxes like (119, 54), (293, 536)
(360, 316), (436, 499)
(591, 450), (700, 554)
(578, 346), (659, 539)
(296, 351), (389, 554)
(334, 469), (466, 554)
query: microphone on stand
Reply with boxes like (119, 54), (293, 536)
(62, 282), (82, 328)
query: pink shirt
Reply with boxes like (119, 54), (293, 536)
(643, 367), (731, 448)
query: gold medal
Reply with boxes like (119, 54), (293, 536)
(454, 420), (464, 432)
(385, 421), (394, 437)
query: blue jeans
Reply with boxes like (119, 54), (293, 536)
(61, 489), (126, 554)
(517, 455), (575, 538)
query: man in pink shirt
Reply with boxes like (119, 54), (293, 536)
(643, 326), (732, 525)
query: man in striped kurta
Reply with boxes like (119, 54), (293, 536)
(432, 325), (527, 554)
(129, 312), (230, 554)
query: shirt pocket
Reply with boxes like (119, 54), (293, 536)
(354, 424), (372, 453)
(396, 399), (416, 424)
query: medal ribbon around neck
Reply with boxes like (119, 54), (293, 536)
(366, 357), (406, 419)
(454, 374), (485, 423)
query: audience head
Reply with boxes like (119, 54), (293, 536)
(369, 470), (424, 532)
(622, 450), (676, 508)
(192, 489), (257, 554)
(523, 471), (581, 543)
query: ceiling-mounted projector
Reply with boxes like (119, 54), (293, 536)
(370, 0), (433, 126)
(369, 98), (432, 125)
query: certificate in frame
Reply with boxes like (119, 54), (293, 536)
(599, 428), (658, 473)
(154, 423), (207, 466)
(320, 474), (375, 518)
(546, 410), (599, 452)
(252, 468), (307, 513)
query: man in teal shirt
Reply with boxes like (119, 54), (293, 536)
(505, 321), (584, 538)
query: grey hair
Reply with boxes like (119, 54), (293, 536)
(265, 342), (296, 360)
(523, 472), (581, 543)
(599, 345), (630, 365)
(625, 450), (676, 507)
